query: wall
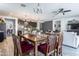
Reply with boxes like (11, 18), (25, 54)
(41, 21), (53, 33)
(53, 16), (79, 32)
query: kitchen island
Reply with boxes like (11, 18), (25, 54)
(63, 31), (79, 48)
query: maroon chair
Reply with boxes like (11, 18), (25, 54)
(12, 34), (34, 56)
(38, 34), (57, 56)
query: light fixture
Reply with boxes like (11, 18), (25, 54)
(33, 3), (43, 14)
(24, 19), (28, 27)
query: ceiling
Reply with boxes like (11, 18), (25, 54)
(0, 3), (79, 21)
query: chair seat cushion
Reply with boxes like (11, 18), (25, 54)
(20, 41), (29, 45)
(38, 43), (48, 54)
(20, 41), (34, 53)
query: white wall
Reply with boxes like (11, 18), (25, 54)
(53, 16), (79, 31)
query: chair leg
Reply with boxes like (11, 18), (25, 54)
(56, 48), (62, 56)
(14, 48), (18, 56)
(55, 49), (59, 56)
(53, 50), (56, 56)
(60, 48), (62, 56)
(45, 53), (48, 56)
(54, 49), (56, 56)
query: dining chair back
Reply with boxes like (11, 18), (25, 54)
(48, 34), (57, 54)
(12, 34), (34, 56)
(38, 34), (57, 56)
(56, 32), (63, 56)
(12, 34), (22, 56)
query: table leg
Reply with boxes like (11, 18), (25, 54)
(34, 42), (38, 56)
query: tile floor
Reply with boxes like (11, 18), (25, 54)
(0, 37), (14, 56)
(62, 45), (79, 56)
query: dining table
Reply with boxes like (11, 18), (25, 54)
(20, 34), (48, 56)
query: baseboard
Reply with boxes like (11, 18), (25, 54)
(63, 44), (77, 49)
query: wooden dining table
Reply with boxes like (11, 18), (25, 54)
(21, 34), (48, 56)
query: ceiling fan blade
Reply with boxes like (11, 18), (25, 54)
(58, 8), (64, 12)
(64, 10), (71, 12)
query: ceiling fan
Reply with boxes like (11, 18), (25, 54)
(52, 8), (71, 15)
(20, 4), (26, 7)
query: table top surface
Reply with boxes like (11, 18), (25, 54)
(22, 34), (48, 42)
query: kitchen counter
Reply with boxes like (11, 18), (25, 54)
(67, 29), (79, 35)
(63, 31), (79, 48)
